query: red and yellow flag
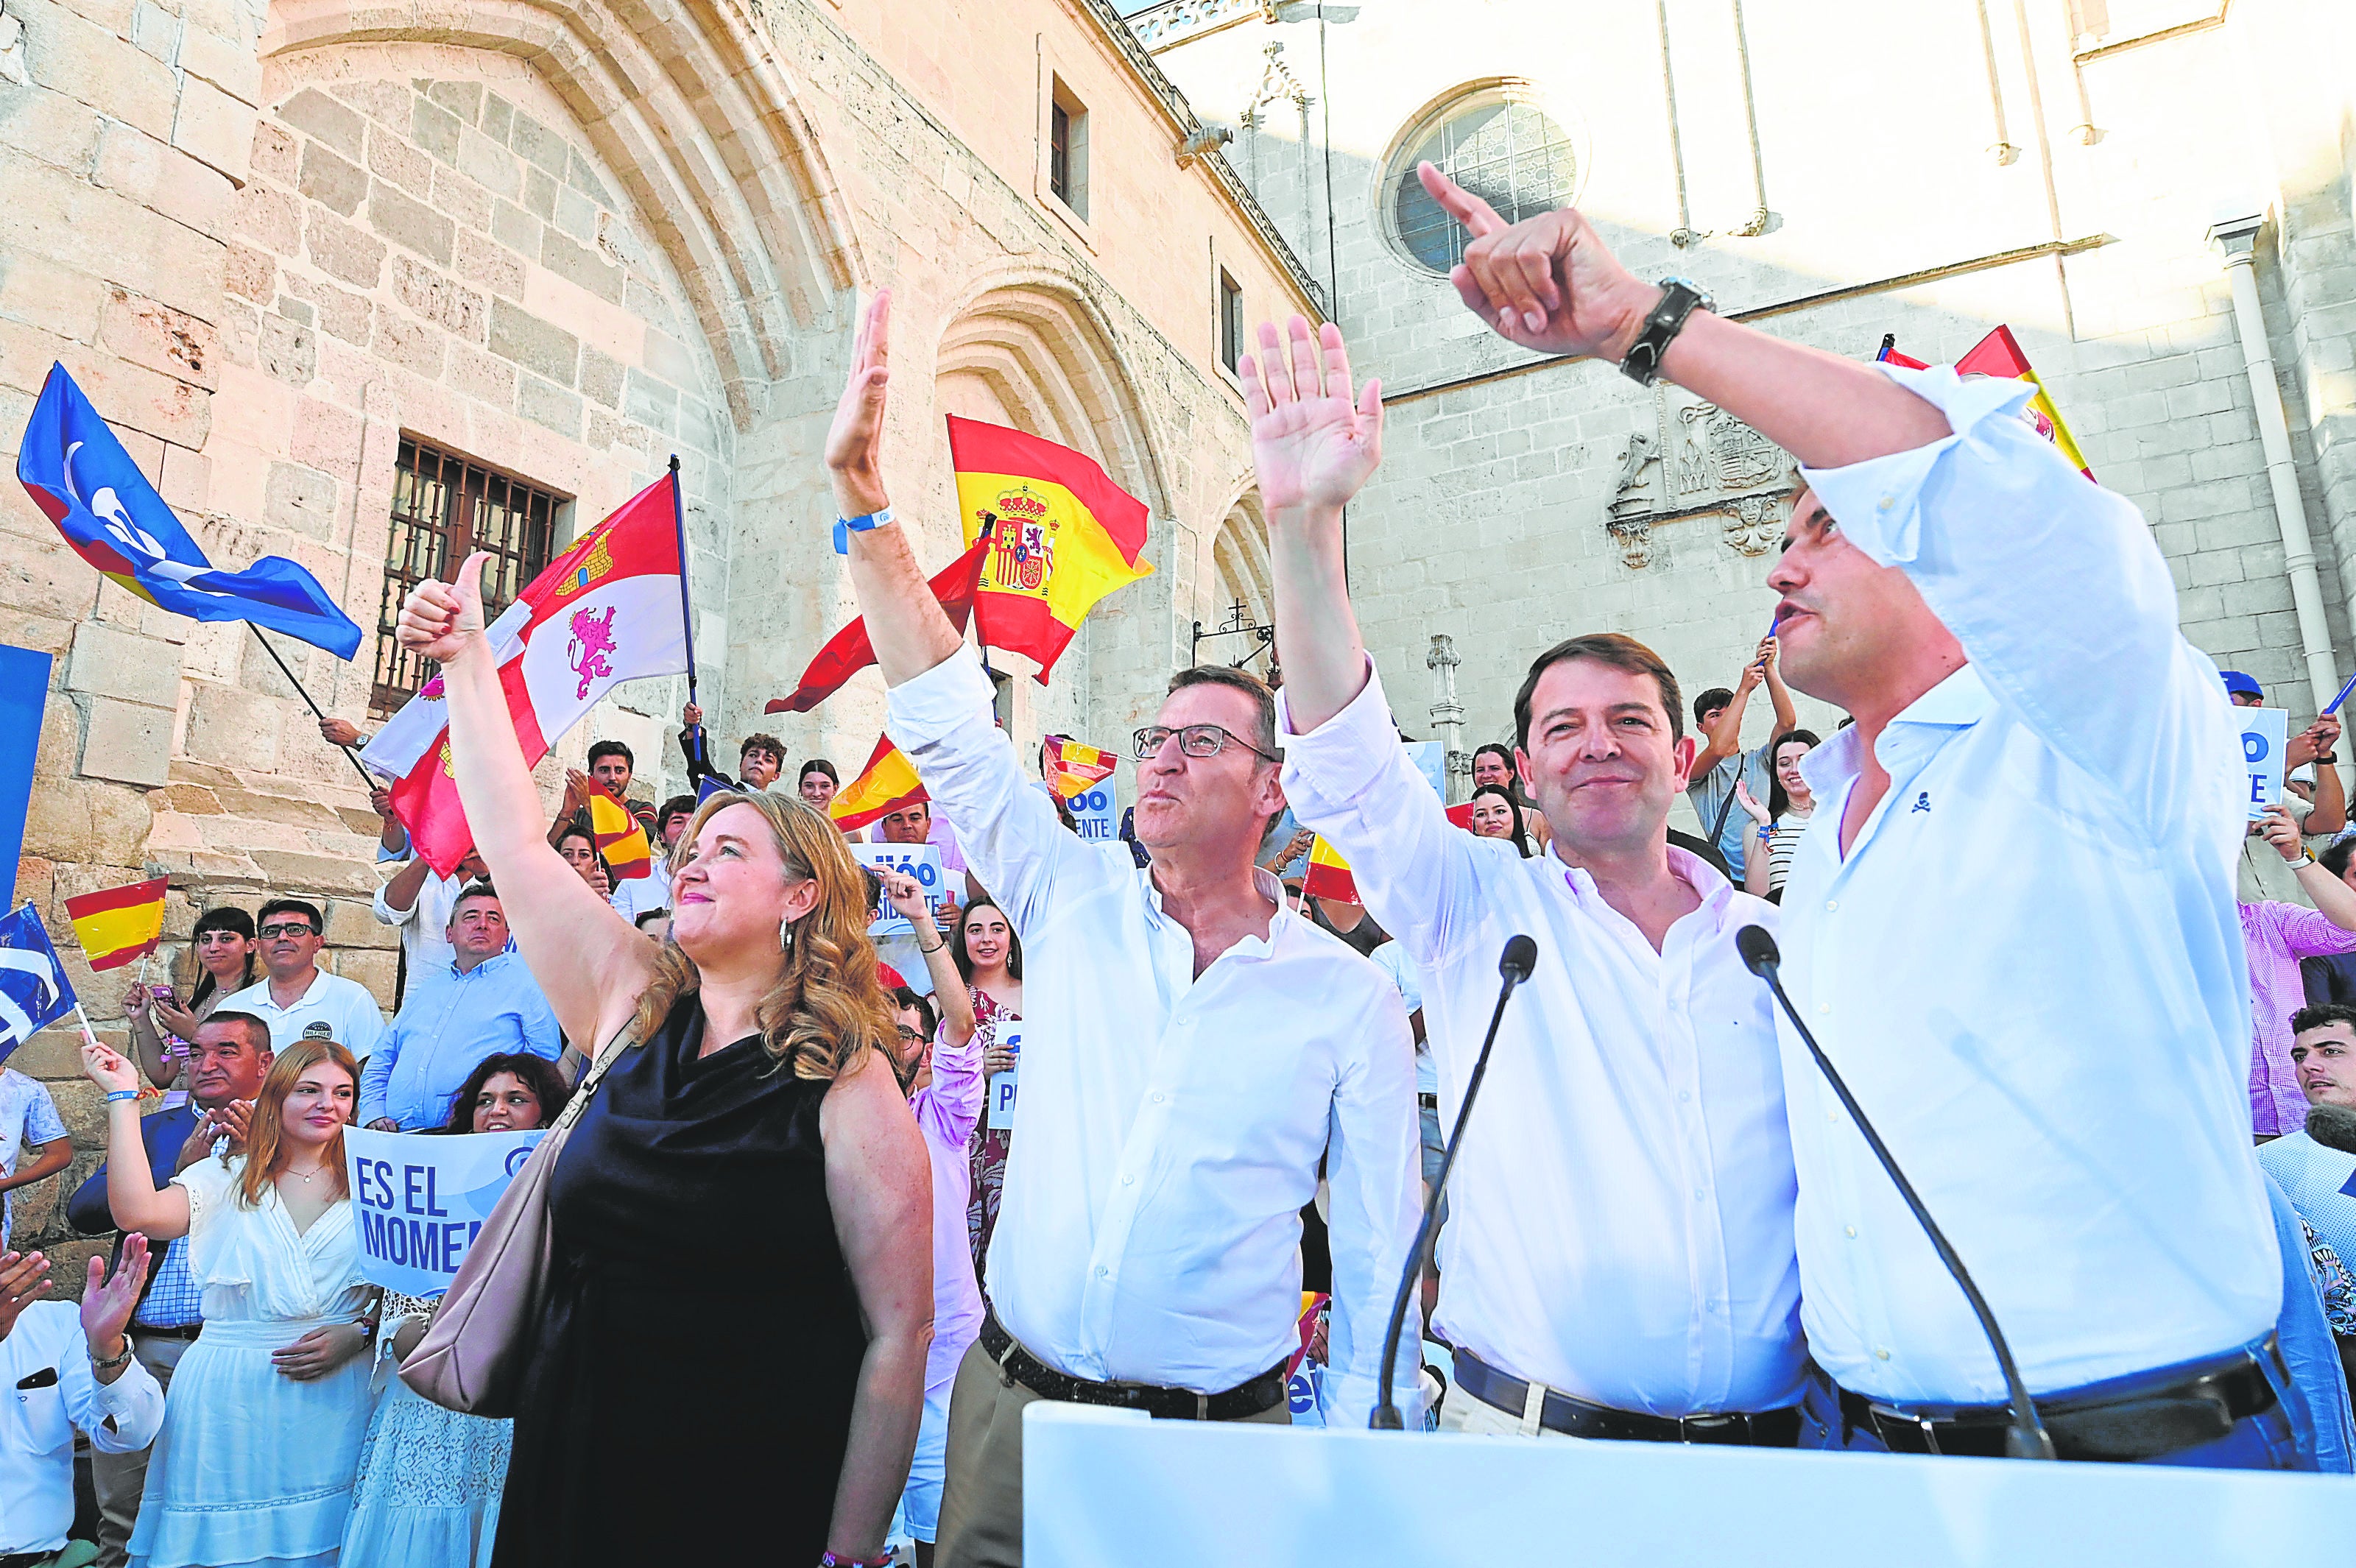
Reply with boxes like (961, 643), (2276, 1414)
(1301, 836), (1358, 905)
(769, 540), (991, 715)
(585, 778), (652, 880)
(1042, 735), (1116, 801)
(64, 877), (169, 970)
(830, 735), (928, 833)
(1877, 327), (2090, 479)
(948, 416), (1154, 683)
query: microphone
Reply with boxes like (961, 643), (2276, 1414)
(1735, 925), (2056, 1460)
(1372, 933), (1537, 1430)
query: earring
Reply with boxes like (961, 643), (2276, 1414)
(780, 916), (797, 956)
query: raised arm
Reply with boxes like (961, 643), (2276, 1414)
(1763, 636), (1797, 735)
(375, 855), (434, 920)
(79, 1041), (190, 1240)
(1692, 664), (1758, 777)
(885, 869), (975, 1050)
(826, 292), (964, 687)
(393, 554), (657, 1046)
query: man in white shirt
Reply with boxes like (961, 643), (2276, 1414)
(1417, 165), (2290, 1465)
(219, 898), (387, 1062)
(1244, 317), (1805, 1444)
(825, 292), (1421, 1568)
(0, 1237), (163, 1564)
(374, 836), (489, 983)
(2262, 1006), (2356, 1269)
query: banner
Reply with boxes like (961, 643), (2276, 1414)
(1065, 783), (1118, 844)
(345, 1126), (543, 1295)
(987, 1023), (1023, 1130)
(0, 647), (52, 908)
(2243, 706), (2290, 822)
(0, 905), (77, 1067)
(854, 842), (952, 937)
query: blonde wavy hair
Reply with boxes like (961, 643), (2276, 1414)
(233, 1037), (358, 1208)
(629, 790), (897, 1081)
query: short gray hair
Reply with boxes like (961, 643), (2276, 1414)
(1165, 665), (1278, 755)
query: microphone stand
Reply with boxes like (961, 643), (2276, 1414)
(1372, 935), (1535, 1430)
(1737, 925), (2056, 1460)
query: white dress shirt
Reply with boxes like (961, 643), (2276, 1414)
(888, 650), (1423, 1425)
(373, 864), (461, 976)
(1281, 668), (1806, 1416)
(0, 1301), (164, 1555)
(2257, 1130), (2356, 1283)
(219, 969), (387, 1062)
(608, 860), (672, 923)
(1782, 364), (2279, 1406)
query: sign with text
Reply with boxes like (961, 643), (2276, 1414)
(1066, 784), (1118, 844)
(2243, 706), (2290, 821)
(344, 1126), (543, 1296)
(855, 842), (951, 937)
(987, 1024), (1023, 1130)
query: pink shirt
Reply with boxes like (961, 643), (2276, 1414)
(2239, 899), (2356, 1136)
(911, 1022), (986, 1391)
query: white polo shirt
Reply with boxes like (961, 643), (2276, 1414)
(219, 969), (387, 1062)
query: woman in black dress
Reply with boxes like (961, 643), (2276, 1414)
(397, 554), (934, 1568)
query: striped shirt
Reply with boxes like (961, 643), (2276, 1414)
(1760, 811), (1814, 896)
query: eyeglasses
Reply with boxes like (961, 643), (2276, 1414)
(1132, 724), (1283, 765)
(256, 922), (317, 939)
(895, 1026), (928, 1046)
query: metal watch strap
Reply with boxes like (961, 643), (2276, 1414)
(90, 1338), (135, 1372)
(1618, 280), (1707, 386)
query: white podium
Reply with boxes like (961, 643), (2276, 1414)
(1023, 1402), (2354, 1567)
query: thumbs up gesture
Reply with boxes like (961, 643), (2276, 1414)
(397, 549), (490, 665)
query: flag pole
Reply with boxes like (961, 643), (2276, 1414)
(248, 626), (378, 790)
(669, 455), (699, 713)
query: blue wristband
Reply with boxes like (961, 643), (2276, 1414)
(106, 1089), (140, 1103)
(833, 505), (895, 555)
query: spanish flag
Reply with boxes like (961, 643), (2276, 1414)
(64, 877), (169, 971)
(1877, 328), (2090, 479)
(585, 778), (652, 880)
(948, 417), (1153, 683)
(1043, 735), (1116, 801)
(830, 735), (928, 833)
(1301, 836), (1358, 905)
(768, 540), (990, 714)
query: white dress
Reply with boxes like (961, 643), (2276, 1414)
(130, 1156), (375, 1568)
(337, 1291), (511, 1568)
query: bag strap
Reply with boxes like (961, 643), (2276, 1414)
(552, 1017), (640, 1135)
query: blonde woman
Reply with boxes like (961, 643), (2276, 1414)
(80, 1035), (376, 1568)
(395, 553), (932, 1568)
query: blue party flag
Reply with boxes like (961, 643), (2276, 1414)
(0, 904), (78, 1066)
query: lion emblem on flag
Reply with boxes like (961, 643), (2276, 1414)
(568, 605), (618, 699)
(983, 488), (1058, 594)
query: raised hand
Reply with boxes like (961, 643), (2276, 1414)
(1416, 162), (1658, 361)
(825, 291), (892, 514)
(122, 982), (152, 1020)
(319, 716), (364, 748)
(2260, 802), (2306, 864)
(881, 868), (934, 931)
(82, 1038), (139, 1095)
(1239, 317), (1384, 515)
(81, 1235), (149, 1360)
(1733, 780), (1771, 825)
(395, 550), (490, 666)
(0, 1250), (52, 1338)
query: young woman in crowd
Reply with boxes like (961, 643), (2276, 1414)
(122, 906), (257, 1108)
(396, 553), (930, 1568)
(878, 872), (983, 1568)
(340, 1054), (574, 1568)
(1734, 728), (1821, 901)
(953, 897), (1023, 1282)
(556, 826), (613, 900)
(1465, 783), (1534, 858)
(80, 1034), (377, 1568)
(1471, 741), (1549, 850)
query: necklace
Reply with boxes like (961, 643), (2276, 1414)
(285, 1164), (323, 1184)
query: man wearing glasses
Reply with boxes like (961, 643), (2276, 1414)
(823, 292), (1420, 1568)
(216, 898), (387, 1061)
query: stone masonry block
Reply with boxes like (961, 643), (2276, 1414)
(389, 255), (483, 341)
(580, 345), (621, 409)
(410, 95), (462, 166)
(367, 178), (454, 265)
(366, 124), (434, 199)
(427, 81), (484, 124)
(232, 182), (300, 253)
(304, 209), (386, 290)
(91, 120), (236, 240)
(452, 229), (523, 300)
(538, 230), (621, 306)
(0, 80), (106, 178)
(178, 18), (264, 107)
(20, 0), (179, 140)
(479, 93), (513, 144)
(509, 113), (569, 178)
(324, 897), (398, 950)
(520, 164), (557, 222)
(490, 199), (537, 256)
(254, 311), (314, 384)
(184, 682), (282, 772)
(80, 694), (172, 785)
(456, 127), (519, 201)
(172, 74), (255, 187)
(249, 119), (297, 185)
(488, 299), (576, 386)
(67, 620), (180, 710)
(264, 460), (336, 539)
(282, 270), (370, 347)
(373, 311), (443, 378)
(298, 140), (367, 216)
(280, 88), (364, 160)
(429, 166), (491, 233)
(98, 286), (220, 391)
(0, 250), (107, 341)
(518, 374), (582, 439)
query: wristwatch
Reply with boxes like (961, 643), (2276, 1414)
(2288, 853), (2317, 871)
(1618, 278), (1714, 386)
(90, 1337), (135, 1374)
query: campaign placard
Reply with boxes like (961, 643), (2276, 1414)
(854, 842), (952, 936)
(2242, 706), (2290, 821)
(1066, 784), (1118, 844)
(987, 1023), (1023, 1130)
(345, 1126), (543, 1296)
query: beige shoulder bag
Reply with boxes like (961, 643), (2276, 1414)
(398, 1019), (638, 1417)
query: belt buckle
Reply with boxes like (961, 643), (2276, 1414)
(1679, 1413), (1740, 1442)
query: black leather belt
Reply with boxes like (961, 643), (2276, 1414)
(133, 1322), (203, 1341)
(1835, 1341), (2277, 1461)
(0, 1550), (58, 1568)
(978, 1310), (1286, 1422)
(1454, 1347), (1802, 1446)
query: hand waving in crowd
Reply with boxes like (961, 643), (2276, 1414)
(1238, 317), (1384, 518)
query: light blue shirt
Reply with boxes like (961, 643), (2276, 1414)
(1780, 364), (2279, 1405)
(359, 951), (561, 1130)
(2260, 1129), (2356, 1271)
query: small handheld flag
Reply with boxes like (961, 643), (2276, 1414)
(948, 417), (1154, 683)
(769, 540), (990, 714)
(2323, 668), (2356, 718)
(584, 780), (652, 880)
(63, 877), (169, 972)
(1877, 328), (2091, 480)
(1042, 735), (1116, 801)
(830, 736), (928, 833)
(1302, 836), (1358, 904)
(17, 363), (364, 658)
(0, 905), (80, 1064)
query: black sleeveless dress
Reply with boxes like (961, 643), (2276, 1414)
(493, 1003), (865, 1565)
